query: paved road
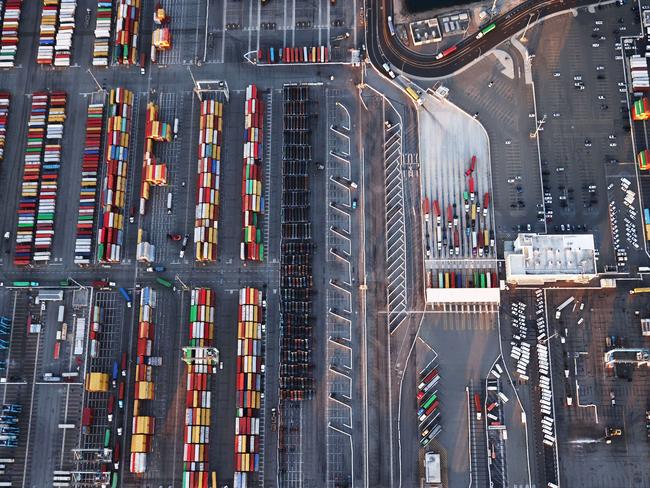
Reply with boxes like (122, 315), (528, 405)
(366, 0), (599, 79)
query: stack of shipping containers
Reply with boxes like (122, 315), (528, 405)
(36, 0), (59, 64)
(630, 55), (649, 93)
(194, 99), (223, 262)
(0, 1), (22, 68)
(53, 0), (76, 66)
(36, 0), (76, 66)
(15, 92), (49, 265)
(129, 286), (156, 474)
(0, 92), (8, 162)
(92, 1), (112, 66)
(34, 90), (67, 262)
(137, 101), (171, 263)
(74, 101), (105, 265)
(234, 287), (264, 486)
(183, 288), (216, 488)
(241, 85), (265, 261)
(98, 88), (133, 263)
(113, 0), (140, 65)
(139, 101), (170, 212)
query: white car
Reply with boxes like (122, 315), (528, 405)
(592, 43), (600, 48)
(598, 95), (606, 100)
(505, 140), (512, 145)
(553, 72), (561, 77)
(553, 113), (560, 117)
(610, 142), (617, 147)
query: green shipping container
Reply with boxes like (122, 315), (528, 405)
(189, 305), (197, 322)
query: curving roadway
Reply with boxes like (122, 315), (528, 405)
(366, 0), (597, 78)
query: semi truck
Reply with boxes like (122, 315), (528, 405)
(555, 296), (574, 319)
(118, 287), (132, 308)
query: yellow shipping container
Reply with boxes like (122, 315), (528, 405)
(85, 372), (109, 392)
(135, 381), (155, 400)
(130, 434), (150, 453)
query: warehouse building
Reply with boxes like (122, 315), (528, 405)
(505, 233), (597, 285)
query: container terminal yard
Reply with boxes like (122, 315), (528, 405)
(1, 0), (650, 487)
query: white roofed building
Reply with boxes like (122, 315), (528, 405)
(505, 233), (597, 285)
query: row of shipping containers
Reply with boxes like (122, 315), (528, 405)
(234, 287), (263, 483)
(0, 92), (8, 161)
(14, 91), (67, 265)
(194, 99), (223, 262)
(241, 85), (265, 261)
(113, 0), (140, 65)
(37, 90), (67, 263)
(631, 55), (649, 93)
(183, 288), (217, 488)
(427, 269), (498, 289)
(258, 45), (328, 64)
(74, 100), (105, 264)
(0, 1), (22, 68)
(98, 88), (133, 263)
(129, 286), (157, 474)
(37, 0), (76, 66)
(644, 208), (650, 240)
(93, 1), (113, 66)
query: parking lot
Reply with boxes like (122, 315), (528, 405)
(200, 0), (357, 64)
(526, 3), (642, 270)
(545, 286), (650, 487)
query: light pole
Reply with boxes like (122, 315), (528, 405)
(520, 12), (535, 43)
(530, 114), (546, 139)
(539, 331), (558, 344)
(86, 69), (103, 93)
